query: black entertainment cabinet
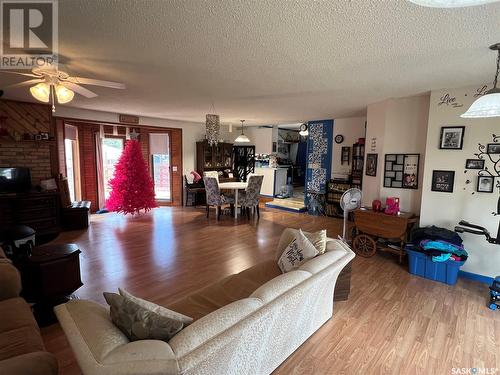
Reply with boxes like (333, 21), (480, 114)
(0, 192), (61, 240)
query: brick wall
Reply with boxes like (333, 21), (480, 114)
(0, 143), (52, 184)
(0, 99), (56, 186)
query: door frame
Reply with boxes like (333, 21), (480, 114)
(148, 131), (173, 205)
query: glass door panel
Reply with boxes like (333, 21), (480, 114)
(102, 137), (124, 199)
(149, 133), (171, 201)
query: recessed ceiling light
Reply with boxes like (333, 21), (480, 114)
(408, 0), (499, 7)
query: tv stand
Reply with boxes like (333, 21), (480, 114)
(0, 192), (61, 241)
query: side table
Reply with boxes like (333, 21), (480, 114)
(15, 243), (83, 326)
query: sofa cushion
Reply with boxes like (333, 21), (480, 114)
(168, 259), (281, 321)
(0, 262), (21, 301)
(0, 325), (45, 362)
(306, 229), (327, 254)
(118, 288), (193, 326)
(275, 228), (326, 260)
(0, 351), (58, 375)
(277, 229), (318, 273)
(103, 292), (184, 342)
(0, 297), (39, 335)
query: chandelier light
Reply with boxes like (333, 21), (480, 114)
(205, 114), (220, 146)
(461, 43), (500, 118)
(408, 0), (499, 7)
(235, 120), (250, 143)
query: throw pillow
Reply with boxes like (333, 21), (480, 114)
(305, 229), (327, 254)
(278, 229), (319, 273)
(118, 288), (193, 326)
(103, 292), (184, 342)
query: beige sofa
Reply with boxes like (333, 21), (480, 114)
(0, 248), (58, 375)
(55, 229), (355, 375)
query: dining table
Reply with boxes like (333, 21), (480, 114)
(218, 181), (248, 218)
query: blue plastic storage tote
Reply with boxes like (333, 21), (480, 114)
(406, 248), (465, 285)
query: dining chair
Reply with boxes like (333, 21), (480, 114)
(239, 175), (264, 219)
(203, 176), (234, 220)
(203, 171), (219, 183)
(184, 175), (205, 206)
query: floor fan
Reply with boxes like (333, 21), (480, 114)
(340, 188), (362, 243)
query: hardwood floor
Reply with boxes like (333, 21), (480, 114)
(41, 206), (500, 374)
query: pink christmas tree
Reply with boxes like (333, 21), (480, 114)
(106, 139), (158, 215)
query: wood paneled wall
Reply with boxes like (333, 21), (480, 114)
(0, 99), (58, 184)
(55, 118), (183, 211)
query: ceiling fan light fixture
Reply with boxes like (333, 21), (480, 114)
(55, 84), (74, 104)
(461, 43), (500, 119)
(408, 0), (500, 7)
(29, 82), (50, 103)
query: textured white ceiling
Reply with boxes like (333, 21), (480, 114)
(2, 0), (500, 125)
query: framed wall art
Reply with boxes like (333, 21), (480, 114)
(439, 126), (465, 150)
(486, 143), (500, 154)
(477, 176), (494, 193)
(341, 146), (350, 165)
(365, 153), (378, 176)
(383, 153), (419, 189)
(465, 159), (485, 169)
(431, 170), (455, 193)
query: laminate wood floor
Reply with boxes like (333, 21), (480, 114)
(41, 206), (500, 374)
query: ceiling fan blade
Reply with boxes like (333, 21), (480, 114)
(60, 82), (98, 98)
(5, 79), (45, 88)
(67, 77), (125, 89)
(1, 71), (41, 78)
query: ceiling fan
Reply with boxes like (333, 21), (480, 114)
(3, 67), (126, 112)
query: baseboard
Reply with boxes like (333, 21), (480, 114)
(264, 203), (307, 213)
(458, 270), (494, 285)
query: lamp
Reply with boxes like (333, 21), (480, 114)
(29, 83), (50, 103)
(461, 43), (500, 118)
(54, 84), (74, 104)
(235, 120), (250, 143)
(408, 0), (499, 7)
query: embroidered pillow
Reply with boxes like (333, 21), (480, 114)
(103, 292), (184, 342)
(118, 288), (193, 326)
(278, 229), (319, 273)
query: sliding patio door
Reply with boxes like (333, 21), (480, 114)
(149, 133), (171, 202)
(102, 137), (124, 199)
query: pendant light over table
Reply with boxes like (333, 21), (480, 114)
(235, 119), (250, 143)
(461, 43), (500, 118)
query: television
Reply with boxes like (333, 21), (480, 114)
(0, 167), (32, 193)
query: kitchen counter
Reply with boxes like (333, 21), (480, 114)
(254, 167), (288, 197)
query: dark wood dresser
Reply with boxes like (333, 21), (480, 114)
(0, 192), (61, 239)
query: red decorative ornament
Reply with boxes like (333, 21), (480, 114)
(372, 199), (382, 212)
(106, 139), (158, 215)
